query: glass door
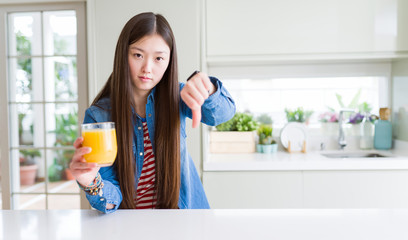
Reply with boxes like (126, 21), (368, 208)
(0, 3), (87, 209)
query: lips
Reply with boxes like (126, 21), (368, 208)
(139, 76), (152, 81)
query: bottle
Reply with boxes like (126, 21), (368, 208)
(360, 112), (374, 149)
(374, 108), (392, 150)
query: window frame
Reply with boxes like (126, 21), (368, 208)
(0, 2), (88, 210)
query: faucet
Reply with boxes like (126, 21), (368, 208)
(338, 109), (356, 150)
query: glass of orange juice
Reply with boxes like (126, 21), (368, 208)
(81, 122), (117, 167)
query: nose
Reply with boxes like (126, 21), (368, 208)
(142, 59), (152, 73)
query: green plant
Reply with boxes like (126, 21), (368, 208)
(336, 89), (361, 109)
(53, 111), (78, 146)
(19, 149), (41, 166)
(46, 111), (77, 181)
(49, 111), (78, 170)
(48, 159), (64, 182)
(358, 102), (372, 113)
(215, 118), (235, 131)
(336, 90), (373, 123)
(18, 113), (25, 142)
(336, 89), (370, 108)
(16, 31), (32, 78)
(216, 112), (258, 131)
(285, 107), (313, 123)
(256, 113), (273, 125)
(16, 32), (34, 145)
(257, 124), (276, 145)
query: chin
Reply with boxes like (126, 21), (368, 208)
(136, 84), (154, 92)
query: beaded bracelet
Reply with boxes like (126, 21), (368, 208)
(77, 172), (104, 196)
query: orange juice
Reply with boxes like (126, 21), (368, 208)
(82, 126), (117, 167)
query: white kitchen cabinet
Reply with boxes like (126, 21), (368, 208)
(205, 0), (408, 60)
(203, 171), (303, 208)
(203, 169), (408, 209)
(303, 170), (408, 208)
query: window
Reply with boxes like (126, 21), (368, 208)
(221, 76), (387, 128)
(0, 3), (87, 210)
(208, 63), (391, 130)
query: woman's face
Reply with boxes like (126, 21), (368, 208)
(128, 34), (170, 94)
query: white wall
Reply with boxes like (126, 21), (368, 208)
(392, 59), (408, 141)
(88, 0), (203, 174)
(88, 0), (201, 96)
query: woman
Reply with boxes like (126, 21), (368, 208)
(70, 12), (235, 213)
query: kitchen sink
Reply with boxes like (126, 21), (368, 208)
(321, 152), (390, 158)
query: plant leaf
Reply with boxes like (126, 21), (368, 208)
(348, 88), (361, 109)
(336, 93), (345, 108)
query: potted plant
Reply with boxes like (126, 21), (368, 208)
(284, 107), (313, 124)
(319, 107), (339, 136)
(257, 124), (278, 154)
(19, 149), (41, 185)
(335, 90), (370, 136)
(210, 112), (259, 153)
(345, 102), (373, 136)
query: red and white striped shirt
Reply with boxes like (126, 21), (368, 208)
(134, 121), (157, 209)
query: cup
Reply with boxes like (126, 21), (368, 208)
(81, 122), (117, 167)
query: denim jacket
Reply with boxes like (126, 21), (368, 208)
(83, 77), (235, 213)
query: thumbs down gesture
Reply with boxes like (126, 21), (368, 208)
(180, 71), (215, 128)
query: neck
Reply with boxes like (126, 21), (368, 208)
(133, 89), (150, 118)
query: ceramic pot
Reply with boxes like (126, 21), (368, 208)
(256, 144), (263, 153)
(261, 144), (278, 154)
(321, 122), (339, 136)
(64, 168), (75, 181)
(20, 164), (38, 185)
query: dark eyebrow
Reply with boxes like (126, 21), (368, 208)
(130, 46), (144, 52)
(129, 46), (169, 55)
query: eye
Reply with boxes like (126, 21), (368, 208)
(156, 56), (164, 61)
(133, 53), (142, 58)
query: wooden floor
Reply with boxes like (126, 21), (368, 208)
(1, 180), (81, 209)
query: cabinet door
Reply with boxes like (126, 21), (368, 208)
(303, 170), (408, 208)
(203, 171), (302, 208)
(206, 0), (408, 58)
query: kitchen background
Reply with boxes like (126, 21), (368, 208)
(0, 0), (408, 210)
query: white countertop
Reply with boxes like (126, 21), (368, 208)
(205, 149), (408, 171)
(2, 209), (408, 240)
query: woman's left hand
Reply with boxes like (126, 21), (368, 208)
(180, 72), (215, 128)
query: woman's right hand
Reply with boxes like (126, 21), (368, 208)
(70, 137), (100, 187)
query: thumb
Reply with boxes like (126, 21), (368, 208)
(192, 109), (201, 128)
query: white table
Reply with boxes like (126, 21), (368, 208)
(1, 209), (408, 239)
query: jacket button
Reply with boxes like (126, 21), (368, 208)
(148, 114), (151, 117)
(139, 152), (143, 156)
(138, 127), (141, 130)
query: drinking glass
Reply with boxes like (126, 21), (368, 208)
(81, 122), (117, 167)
